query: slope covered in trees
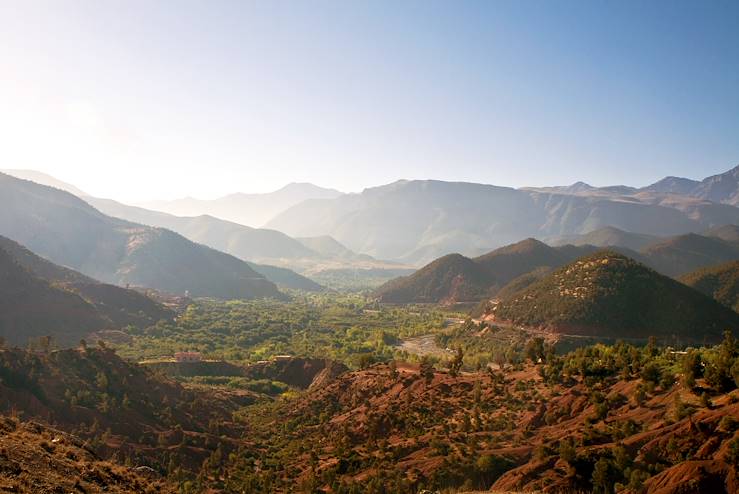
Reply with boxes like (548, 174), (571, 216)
(374, 239), (592, 304)
(494, 251), (739, 342)
(681, 260), (739, 312)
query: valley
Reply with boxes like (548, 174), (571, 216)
(4, 3), (739, 492)
(2, 168), (739, 493)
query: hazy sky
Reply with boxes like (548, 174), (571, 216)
(1, 1), (738, 201)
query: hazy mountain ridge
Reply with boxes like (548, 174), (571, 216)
(86, 197), (324, 290)
(0, 173), (284, 299)
(0, 168), (89, 197)
(138, 182), (343, 227)
(266, 174), (739, 265)
(84, 195), (408, 289)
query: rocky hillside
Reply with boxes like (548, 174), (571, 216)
(493, 251), (739, 342)
(222, 336), (739, 493)
(0, 416), (174, 493)
(681, 260), (739, 312)
(0, 173), (284, 299)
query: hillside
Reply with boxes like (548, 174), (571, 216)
(86, 197), (323, 290)
(0, 248), (110, 346)
(265, 175), (739, 265)
(665, 164), (739, 205)
(473, 238), (579, 287)
(494, 251), (739, 342)
(552, 226), (660, 251)
(221, 338), (739, 492)
(0, 346), (252, 477)
(0, 168), (89, 197)
(0, 235), (173, 333)
(374, 239), (592, 305)
(87, 196), (412, 290)
(0, 416), (174, 493)
(374, 253), (493, 304)
(87, 197), (319, 261)
(296, 235), (371, 260)
(706, 224), (739, 244)
(680, 260), (739, 312)
(139, 182), (343, 227)
(641, 233), (739, 277)
(0, 173), (284, 299)
(549, 228), (739, 277)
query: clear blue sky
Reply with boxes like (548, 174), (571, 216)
(1, 0), (738, 200)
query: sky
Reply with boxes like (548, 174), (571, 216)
(1, 0), (738, 202)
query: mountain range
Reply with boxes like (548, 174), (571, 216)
(375, 238), (590, 304)
(375, 229), (739, 305)
(0, 170), (413, 290)
(5, 164), (739, 293)
(266, 166), (739, 265)
(138, 182), (343, 227)
(0, 173), (283, 299)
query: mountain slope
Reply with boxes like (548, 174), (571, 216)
(0, 173), (283, 299)
(642, 176), (701, 195)
(0, 416), (174, 493)
(0, 247), (109, 346)
(550, 228), (739, 277)
(552, 226), (660, 251)
(245, 262), (323, 291)
(473, 238), (575, 287)
(680, 260), (739, 312)
(139, 182), (343, 227)
(641, 233), (739, 277)
(87, 197), (318, 261)
(640, 165), (739, 205)
(0, 235), (173, 334)
(0, 346), (250, 479)
(266, 179), (728, 265)
(375, 253), (493, 304)
(295, 235), (370, 260)
(87, 197), (323, 290)
(705, 224), (739, 244)
(494, 251), (739, 341)
(0, 168), (89, 197)
(374, 239), (594, 304)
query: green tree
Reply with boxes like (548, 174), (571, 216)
(592, 457), (615, 494)
(449, 347), (464, 377)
